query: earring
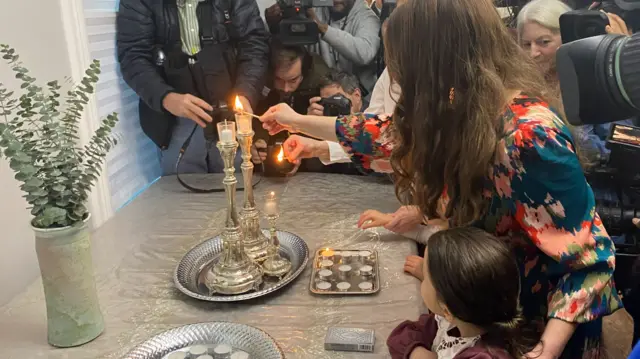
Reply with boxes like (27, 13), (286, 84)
(449, 87), (455, 105)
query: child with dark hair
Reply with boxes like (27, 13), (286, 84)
(387, 227), (540, 359)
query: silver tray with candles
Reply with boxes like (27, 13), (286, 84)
(309, 248), (380, 295)
(121, 322), (284, 359)
(174, 230), (309, 302)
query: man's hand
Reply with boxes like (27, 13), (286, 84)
(238, 95), (253, 114)
(251, 139), (268, 164)
(162, 93), (213, 128)
(605, 12), (631, 36)
(306, 8), (329, 34)
(265, 3), (283, 25)
(307, 97), (325, 116)
(357, 209), (393, 229)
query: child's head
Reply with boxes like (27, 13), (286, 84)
(423, 227), (538, 357)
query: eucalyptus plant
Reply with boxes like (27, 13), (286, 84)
(0, 44), (118, 229)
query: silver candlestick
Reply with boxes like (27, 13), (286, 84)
(236, 113), (270, 263)
(205, 121), (263, 295)
(262, 192), (292, 278)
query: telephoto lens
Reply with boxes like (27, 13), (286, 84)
(557, 32), (640, 125)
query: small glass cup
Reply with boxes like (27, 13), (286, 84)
(264, 191), (279, 216)
(217, 121), (237, 144)
(235, 113), (252, 135)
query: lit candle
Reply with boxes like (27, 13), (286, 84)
(235, 96), (253, 134)
(264, 191), (278, 216)
(217, 121), (236, 144)
(321, 248), (335, 259)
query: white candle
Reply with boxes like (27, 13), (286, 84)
(359, 282), (373, 291)
(220, 128), (234, 143)
(264, 201), (278, 216)
(214, 344), (232, 355)
(189, 345), (208, 356)
(337, 282), (351, 291)
(236, 114), (252, 134)
(231, 351), (250, 359)
(167, 352), (188, 359)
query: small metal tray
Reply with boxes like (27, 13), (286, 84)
(309, 248), (380, 295)
(121, 321), (284, 359)
(174, 230), (309, 302)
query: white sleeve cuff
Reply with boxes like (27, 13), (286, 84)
(320, 141), (352, 165)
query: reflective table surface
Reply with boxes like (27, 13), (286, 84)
(0, 174), (423, 358)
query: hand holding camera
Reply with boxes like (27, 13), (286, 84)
(162, 92), (213, 128)
(307, 96), (325, 116)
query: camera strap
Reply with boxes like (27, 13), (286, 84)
(327, 12), (349, 67)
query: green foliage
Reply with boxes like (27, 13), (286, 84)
(0, 44), (118, 228)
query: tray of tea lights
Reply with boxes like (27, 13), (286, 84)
(121, 322), (284, 359)
(309, 248), (380, 295)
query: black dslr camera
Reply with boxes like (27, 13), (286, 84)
(277, 0), (334, 45)
(319, 93), (352, 116)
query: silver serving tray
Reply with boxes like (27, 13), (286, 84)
(309, 248), (380, 295)
(175, 230), (309, 302)
(121, 321), (285, 359)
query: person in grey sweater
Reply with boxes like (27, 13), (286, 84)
(266, 0), (380, 96)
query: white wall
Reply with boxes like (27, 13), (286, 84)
(0, 0), (74, 305)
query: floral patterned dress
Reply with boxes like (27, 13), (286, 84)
(335, 94), (623, 358)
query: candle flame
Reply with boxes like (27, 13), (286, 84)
(277, 147), (284, 162)
(234, 96), (243, 111)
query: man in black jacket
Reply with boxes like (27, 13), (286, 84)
(117, 0), (269, 175)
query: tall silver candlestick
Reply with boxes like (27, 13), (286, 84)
(236, 113), (270, 263)
(205, 121), (263, 295)
(262, 192), (292, 278)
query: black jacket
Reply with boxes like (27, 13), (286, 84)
(116, 0), (269, 113)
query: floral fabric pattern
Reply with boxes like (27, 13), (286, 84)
(336, 95), (622, 358)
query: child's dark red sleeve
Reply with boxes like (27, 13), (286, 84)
(386, 313), (438, 359)
(454, 346), (514, 359)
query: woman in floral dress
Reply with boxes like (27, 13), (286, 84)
(260, 0), (622, 357)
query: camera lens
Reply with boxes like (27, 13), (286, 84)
(557, 34), (640, 125)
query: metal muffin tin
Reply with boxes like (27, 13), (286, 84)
(309, 248), (380, 295)
(174, 230), (309, 302)
(121, 321), (285, 359)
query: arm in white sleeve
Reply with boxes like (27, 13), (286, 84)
(401, 225), (445, 245)
(320, 141), (353, 165)
(365, 68), (390, 114)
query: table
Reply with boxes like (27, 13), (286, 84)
(0, 173), (423, 358)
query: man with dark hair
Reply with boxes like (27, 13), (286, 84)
(307, 70), (365, 116)
(117, 0), (269, 175)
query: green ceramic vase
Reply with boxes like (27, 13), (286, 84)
(33, 215), (104, 347)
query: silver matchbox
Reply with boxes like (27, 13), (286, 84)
(324, 327), (375, 353)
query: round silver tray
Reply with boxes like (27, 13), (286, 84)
(174, 230), (309, 302)
(121, 321), (285, 359)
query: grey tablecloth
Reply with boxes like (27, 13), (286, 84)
(0, 173), (423, 358)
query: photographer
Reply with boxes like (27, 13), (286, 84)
(265, 0), (380, 95)
(307, 70), (365, 116)
(116, 0), (269, 175)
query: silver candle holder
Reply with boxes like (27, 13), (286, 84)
(236, 113), (270, 263)
(262, 192), (292, 278)
(205, 121), (264, 295)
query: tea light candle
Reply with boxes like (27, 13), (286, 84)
(263, 192), (278, 216)
(168, 352), (188, 359)
(320, 259), (334, 268)
(359, 265), (373, 276)
(190, 345), (208, 356)
(338, 264), (352, 279)
(217, 121), (236, 144)
(341, 252), (353, 264)
(359, 282), (373, 291)
(359, 250), (372, 259)
(231, 351), (249, 359)
(197, 355), (214, 359)
(317, 281), (332, 291)
(318, 269), (333, 280)
(321, 248), (335, 260)
(337, 282), (351, 291)
(214, 344), (232, 358)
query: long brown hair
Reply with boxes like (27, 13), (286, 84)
(427, 228), (541, 358)
(385, 0), (556, 225)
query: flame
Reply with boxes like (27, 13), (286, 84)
(234, 96), (243, 111)
(277, 147), (284, 162)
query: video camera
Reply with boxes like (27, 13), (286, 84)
(319, 93), (352, 116)
(557, 0), (640, 337)
(276, 0), (334, 45)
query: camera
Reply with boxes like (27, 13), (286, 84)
(556, 0), (640, 344)
(276, 0), (334, 45)
(319, 93), (352, 116)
